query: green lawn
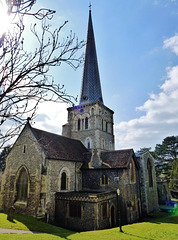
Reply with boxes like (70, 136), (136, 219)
(0, 212), (177, 240)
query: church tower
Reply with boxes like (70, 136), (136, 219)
(62, 9), (115, 152)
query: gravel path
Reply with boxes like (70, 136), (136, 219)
(0, 228), (40, 234)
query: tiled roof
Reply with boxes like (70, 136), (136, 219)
(80, 10), (103, 105)
(28, 125), (138, 167)
(31, 127), (88, 161)
(82, 149), (138, 169)
(101, 149), (137, 168)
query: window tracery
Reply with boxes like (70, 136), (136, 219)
(16, 167), (29, 202)
(147, 159), (153, 187)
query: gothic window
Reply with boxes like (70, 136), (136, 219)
(147, 159), (153, 187)
(87, 139), (90, 149)
(59, 168), (70, 191)
(102, 174), (105, 185)
(82, 119), (84, 130)
(85, 137), (92, 149)
(130, 159), (136, 183)
(16, 168), (28, 202)
(61, 172), (67, 190)
(69, 202), (81, 218)
(78, 119), (80, 131)
(85, 117), (88, 129)
(106, 122), (108, 132)
(102, 119), (104, 131)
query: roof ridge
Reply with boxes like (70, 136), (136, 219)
(31, 126), (85, 144)
(101, 148), (134, 153)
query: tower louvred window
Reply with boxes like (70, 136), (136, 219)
(78, 119), (80, 131)
(85, 117), (88, 129)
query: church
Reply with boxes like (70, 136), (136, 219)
(0, 9), (159, 231)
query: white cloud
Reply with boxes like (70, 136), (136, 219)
(115, 65), (178, 151)
(114, 34), (178, 151)
(161, 66), (178, 91)
(34, 102), (68, 134)
(163, 35), (178, 55)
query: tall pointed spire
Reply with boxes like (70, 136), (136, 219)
(80, 9), (103, 105)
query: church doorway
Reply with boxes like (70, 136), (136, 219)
(110, 205), (115, 227)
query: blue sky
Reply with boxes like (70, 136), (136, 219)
(22, 1), (178, 150)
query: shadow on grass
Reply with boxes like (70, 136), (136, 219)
(142, 209), (178, 225)
(13, 213), (76, 239)
(123, 232), (154, 240)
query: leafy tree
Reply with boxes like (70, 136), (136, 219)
(154, 136), (178, 180)
(0, 145), (11, 171)
(0, 0), (84, 148)
(137, 147), (152, 153)
(169, 159), (178, 191)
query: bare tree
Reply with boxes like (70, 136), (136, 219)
(0, 0), (85, 148)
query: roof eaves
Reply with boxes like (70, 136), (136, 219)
(47, 157), (85, 162)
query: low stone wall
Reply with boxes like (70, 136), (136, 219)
(55, 191), (117, 231)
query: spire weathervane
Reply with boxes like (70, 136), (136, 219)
(80, 3), (103, 105)
(89, 2), (92, 11)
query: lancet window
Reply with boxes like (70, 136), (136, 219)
(147, 159), (153, 187)
(16, 167), (29, 202)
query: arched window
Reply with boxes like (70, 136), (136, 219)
(82, 119), (84, 130)
(78, 119), (80, 131)
(61, 172), (67, 190)
(106, 122), (108, 132)
(130, 158), (136, 183)
(101, 139), (105, 149)
(16, 168), (28, 202)
(147, 159), (153, 187)
(91, 108), (94, 116)
(102, 119), (104, 131)
(85, 137), (92, 149)
(59, 168), (70, 191)
(87, 139), (90, 149)
(85, 117), (88, 129)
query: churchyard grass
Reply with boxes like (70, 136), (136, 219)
(0, 212), (177, 240)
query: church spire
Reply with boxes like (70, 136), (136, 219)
(80, 9), (103, 105)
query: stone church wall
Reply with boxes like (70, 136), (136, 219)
(157, 180), (171, 204)
(139, 152), (159, 215)
(82, 165), (141, 224)
(82, 169), (122, 191)
(45, 159), (83, 222)
(67, 102), (115, 151)
(0, 125), (44, 216)
(55, 191), (117, 231)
